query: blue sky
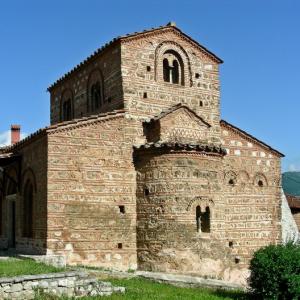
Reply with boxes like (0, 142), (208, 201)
(0, 0), (299, 172)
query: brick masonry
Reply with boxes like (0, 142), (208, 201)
(0, 23), (285, 285)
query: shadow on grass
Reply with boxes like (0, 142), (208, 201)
(211, 289), (253, 300)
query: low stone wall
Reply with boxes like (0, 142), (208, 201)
(0, 271), (125, 299)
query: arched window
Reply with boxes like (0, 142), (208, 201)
(23, 180), (33, 238)
(87, 69), (103, 113)
(62, 99), (72, 121)
(90, 81), (102, 111)
(162, 50), (184, 85)
(196, 206), (211, 233)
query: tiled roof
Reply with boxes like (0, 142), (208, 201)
(286, 194), (300, 209)
(144, 103), (211, 127)
(2, 110), (126, 153)
(220, 120), (284, 157)
(47, 22), (223, 91)
(134, 142), (226, 155)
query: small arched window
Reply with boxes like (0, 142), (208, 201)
(196, 206), (211, 233)
(162, 50), (184, 85)
(23, 180), (33, 238)
(90, 81), (102, 111)
(62, 99), (72, 121)
(258, 180), (264, 187)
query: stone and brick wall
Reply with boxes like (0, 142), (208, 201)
(220, 122), (282, 264)
(49, 42), (123, 125)
(46, 113), (144, 271)
(0, 136), (48, 253)
(121, 27), (221, 143)
(134, 147), (249, 283)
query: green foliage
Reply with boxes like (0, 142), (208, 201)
(249, 243), (300, 300)
(0, 258), (64, 277)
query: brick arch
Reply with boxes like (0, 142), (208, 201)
(155, 41), (192, 87)
(238, 170), (250, 184)
(253, 172), (268, 187)
(22, 168), (37, 193)
(86, 68), (104, 113)
(186, 196), (215, 212)
(22, 168), (36, 238)
(5, 166), (18, 195)
(60, 88), (74, 122)
(224, 170), (237, 185)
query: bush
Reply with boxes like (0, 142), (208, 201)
(249, 243), (300, 299)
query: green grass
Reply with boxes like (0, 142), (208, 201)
(34, 277), (249, 300)
(0, 258), (65, 277)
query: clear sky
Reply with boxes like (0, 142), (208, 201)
(0, 0), (299, 172)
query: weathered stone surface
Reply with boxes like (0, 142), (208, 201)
(0, 271), (124, 299)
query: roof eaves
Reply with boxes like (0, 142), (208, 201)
(220, 120), (284, 158)
(47, 23), (223, 92)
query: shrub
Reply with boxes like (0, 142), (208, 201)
(249, 243), (300, 299)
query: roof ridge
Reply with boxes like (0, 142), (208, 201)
(47, 23), (222, 91)
(3, 109), (126, 152)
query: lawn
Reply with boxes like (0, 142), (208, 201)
(0, 258), (65, 277)
(0, 259), (249, 299)
(34, 277), (248, 300)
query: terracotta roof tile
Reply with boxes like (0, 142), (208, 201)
(2, 109), (126, 153)
(286, 194), (300, 209)
(134, 142), (226, 155)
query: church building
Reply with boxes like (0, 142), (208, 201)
(0, 23), (284, 284)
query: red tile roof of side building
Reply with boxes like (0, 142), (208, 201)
(286, 194), (300, 209)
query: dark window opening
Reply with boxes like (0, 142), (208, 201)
(258, 180), (264, 187)
(147, 66), (151, 72)
(172, 60), (179, 84)
(117, 243), (123, 249)
(195, 73), (200, 79)
(143, 92), (148, 99)
(235, 257), (240, 264)
(228, 179), (235, 186)
(199, 101), (203, 107)
(62, 99), (72, 121)
(163, 58), (170, 83)
(196, 205), (201, 232)
(163, 58), (180, 84)
(196, 206), (210, 233)
(23, 180), (33, 238)
(7, 180), (17, 195)
(90, 81), (102, 111)
(202, 207), (210, 233)
(229, 241), (234, 248)
(119, 205), (125, 214)
(144, 188), (149, 196)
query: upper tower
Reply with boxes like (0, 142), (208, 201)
(48, 23), (223, 142)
